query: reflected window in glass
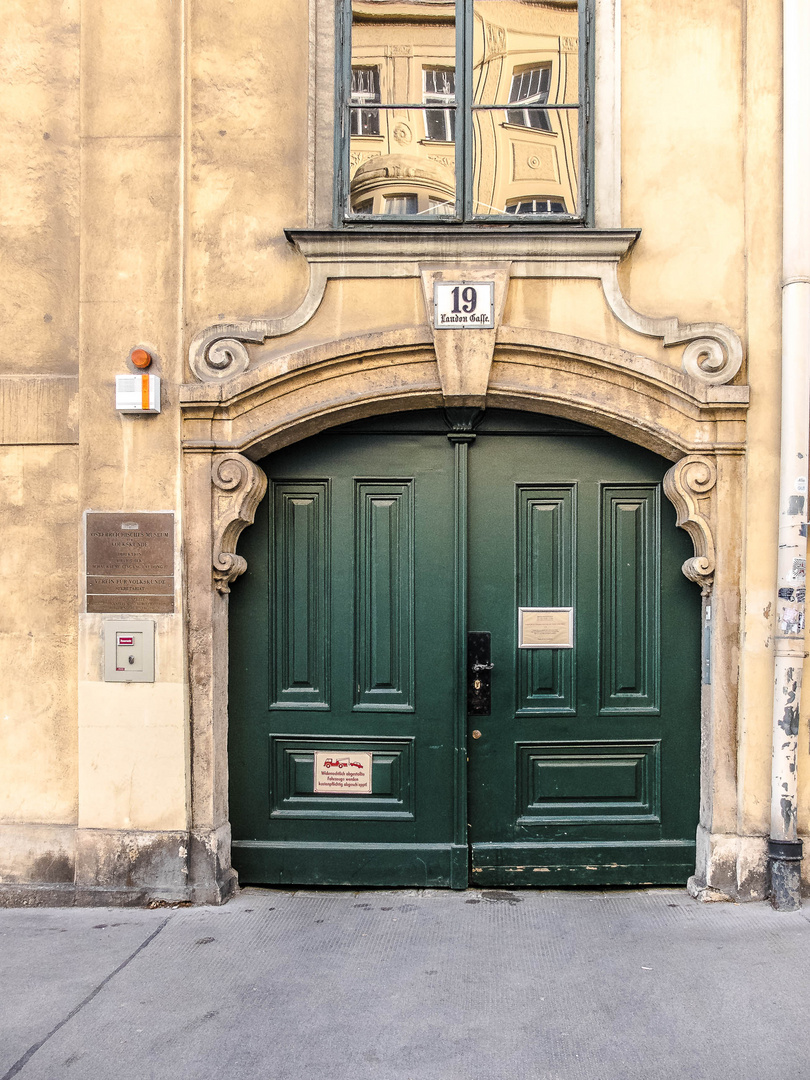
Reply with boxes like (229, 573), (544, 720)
(506, 197), (567, 215)
(507, 66), (552, 132)
(424, 68), (456, 142)
(350, 66), (381, 136)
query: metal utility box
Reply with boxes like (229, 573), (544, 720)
(103, 620), (155, 683)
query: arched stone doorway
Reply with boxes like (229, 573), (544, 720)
(180, 334), (745, 899)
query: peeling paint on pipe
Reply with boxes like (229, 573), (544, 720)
(770, 0), (810, 910)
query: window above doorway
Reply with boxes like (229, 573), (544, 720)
(338, 0), (591, 224)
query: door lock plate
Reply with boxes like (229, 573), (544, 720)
(467, 631), (493, 716)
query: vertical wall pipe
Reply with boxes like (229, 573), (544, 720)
(770, 0), (810, 910)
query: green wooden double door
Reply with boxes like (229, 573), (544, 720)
(229, 410), (700, 888)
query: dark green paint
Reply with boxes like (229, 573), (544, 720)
(230, 429), (458, 887)
(271, 482), (330, 709)
(229, 410), (700, 888)
(517, 485), (575, 714)
(466, 425), (699, 885)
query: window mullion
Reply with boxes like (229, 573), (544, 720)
(459, 0), (473, 221)
(336, 0), (353, 226)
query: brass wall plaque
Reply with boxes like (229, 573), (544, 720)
(518, 607), (574, 649)
(86, 512), (175, 613)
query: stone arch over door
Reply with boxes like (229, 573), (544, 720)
(180, 334), (746, 901)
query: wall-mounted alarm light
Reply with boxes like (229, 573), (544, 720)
(130, 348), (153, 369)
(116, 372), (161, 414)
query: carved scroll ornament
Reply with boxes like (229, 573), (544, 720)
(663, 455), (718, 595)
(212, 454), (268, 593)
(602, 266), (743, 386)
(188, 232), (745, 389)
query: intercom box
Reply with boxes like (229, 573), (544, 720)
(103, 620), (155, 683)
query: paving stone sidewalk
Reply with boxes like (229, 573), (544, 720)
(2, 887), (809, 1080)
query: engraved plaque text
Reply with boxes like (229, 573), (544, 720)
(86, 513), (175, 614)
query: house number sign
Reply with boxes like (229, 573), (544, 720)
(433, 281), (495, 329)
(518, 607), (574, 649)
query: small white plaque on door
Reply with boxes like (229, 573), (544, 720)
(518, 607), (574, 649)
(433, 281), (495, 329)
(313, 752), (373, 793)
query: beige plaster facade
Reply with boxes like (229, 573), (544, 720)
(0, 0), (805, 905)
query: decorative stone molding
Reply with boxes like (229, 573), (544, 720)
(601, 266), (743, 386)
(420, 266), (510, 407)
(663, 455), (718, 595)
(181, 325), (748, 461)
(188, 229), (744, 391)
(189, 267), (330, 382)
(211, 454), (268, 593)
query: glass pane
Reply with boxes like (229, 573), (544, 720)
(472, 106), (579, 217)
(471, 0), (580, 218)
(349, 1), (457, 217)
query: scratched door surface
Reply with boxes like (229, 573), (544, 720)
(228, 414), (466, 887)
(466, 416), (701, 886)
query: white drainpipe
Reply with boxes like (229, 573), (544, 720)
(770, 0), (810, 910)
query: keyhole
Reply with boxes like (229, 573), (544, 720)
(128, 655), (135, 665)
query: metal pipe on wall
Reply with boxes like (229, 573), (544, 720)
(770, 0), (810, 911)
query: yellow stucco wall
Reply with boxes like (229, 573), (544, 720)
(0, 0), (801, 900)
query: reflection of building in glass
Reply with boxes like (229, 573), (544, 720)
(348, 0), (579, 218)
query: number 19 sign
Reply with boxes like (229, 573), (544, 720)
(433, 281), (495, 329)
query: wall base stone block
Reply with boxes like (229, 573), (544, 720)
(692, 826), (773, 901)
(0, 824), (235, 906)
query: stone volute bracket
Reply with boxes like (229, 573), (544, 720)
(663, 455), (718, 595)
(212, 454), (268, 593)
(187, 228), (744, 390)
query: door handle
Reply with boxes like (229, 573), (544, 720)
(467, 631), (493, 716)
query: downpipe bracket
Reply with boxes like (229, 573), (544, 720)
(768, 838), (804, 912)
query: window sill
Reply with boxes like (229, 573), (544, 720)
(285, 225), (640, 264)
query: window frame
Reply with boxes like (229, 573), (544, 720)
(335, 0), (593, 227)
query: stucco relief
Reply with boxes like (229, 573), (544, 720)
(211, 454), (268, 593)
(601, 266), (743, 386)
(187, 231), (745, 393)
(663, 455), (718, 595)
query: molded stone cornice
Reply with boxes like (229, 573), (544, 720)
(187, 227), (745, 389)
(180, 328), (748, 465)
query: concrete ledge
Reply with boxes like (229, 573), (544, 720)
(0, 822), (77, 885)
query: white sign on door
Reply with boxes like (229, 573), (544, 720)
(313, 751), (372, 793)
(433, 281), (495, 329)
